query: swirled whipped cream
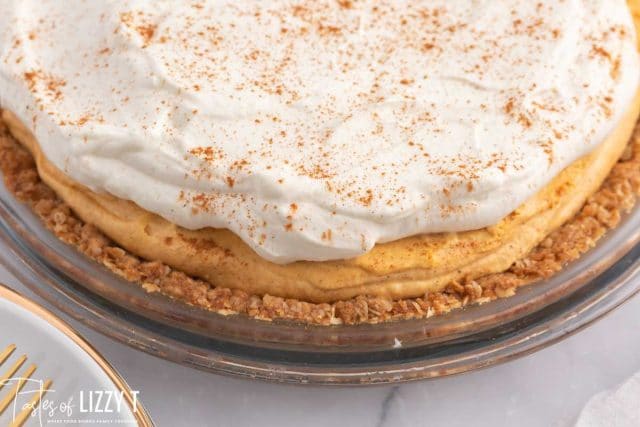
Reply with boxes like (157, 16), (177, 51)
(1, 0), (639, 263)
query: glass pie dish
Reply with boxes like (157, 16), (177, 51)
(0, 175), (639, 385)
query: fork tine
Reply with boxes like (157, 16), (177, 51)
(9, 379), (52, 427)
(0, 364), (37, 414)
(0, 355), (27, 392)
(0, 345), (16, 365)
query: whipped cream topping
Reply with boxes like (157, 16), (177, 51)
(1, 0), (639, 263)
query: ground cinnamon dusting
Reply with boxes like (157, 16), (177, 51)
(1, 119), (639, 325)
(1, 1), (631, 235)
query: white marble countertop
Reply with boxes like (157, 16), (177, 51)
(1, 263), (638, 427)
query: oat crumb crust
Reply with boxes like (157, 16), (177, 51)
(1, 120), (639, 325)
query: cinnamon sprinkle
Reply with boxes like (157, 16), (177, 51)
(22, 70), (67, 102)
(120, 11), (157, 47)
(1, 0), (629, 231)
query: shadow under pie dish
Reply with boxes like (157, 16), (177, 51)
(1, 0), (640, 326)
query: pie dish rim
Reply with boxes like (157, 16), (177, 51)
(0, 165), (639, 383)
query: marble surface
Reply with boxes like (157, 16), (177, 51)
(0, 264), (638, 427)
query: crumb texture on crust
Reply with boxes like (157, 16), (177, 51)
(1, 117), (640, 324)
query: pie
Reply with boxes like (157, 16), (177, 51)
(1, 1), (640, 324)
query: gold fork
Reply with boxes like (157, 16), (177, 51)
(0, 344), (52, 427)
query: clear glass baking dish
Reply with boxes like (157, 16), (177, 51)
(0, 175), (639, 385)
